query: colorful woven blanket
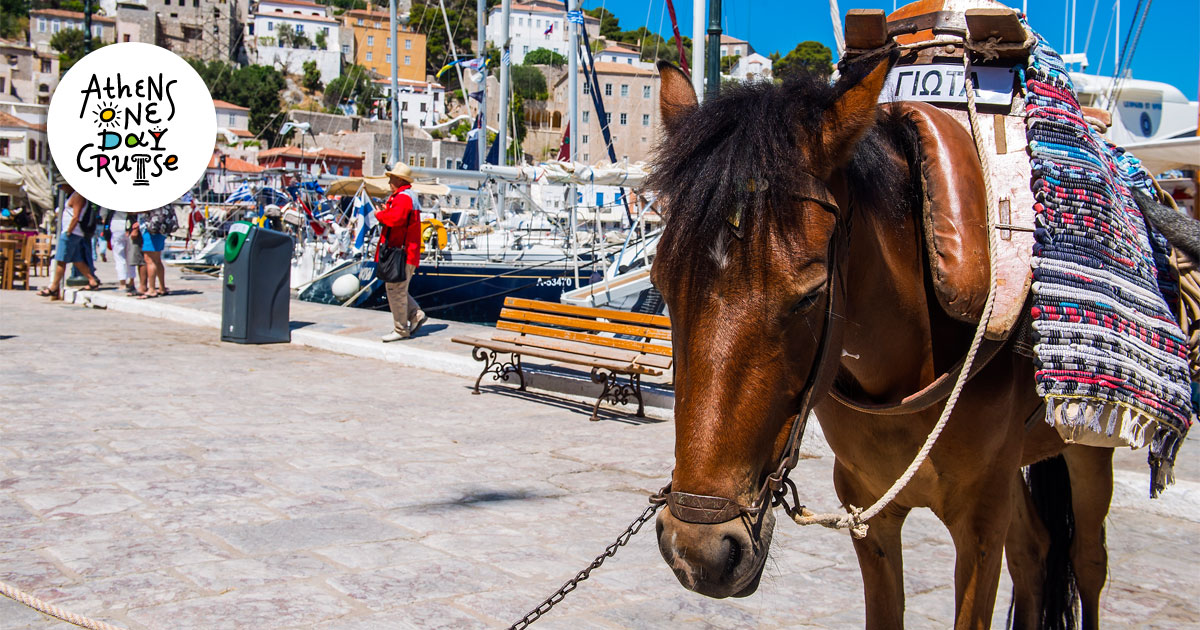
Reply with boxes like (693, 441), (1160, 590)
(1023, 35), (1192, 496)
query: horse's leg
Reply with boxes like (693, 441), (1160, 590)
(833, 460), (910, 629)
(1062, 445), (1114, 630)
(1003, 470), (1049, 630)
(941, 473), (1015, 630)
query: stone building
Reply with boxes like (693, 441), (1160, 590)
(112, 0), (243, 62)
(550, 61), (659, 164)
(0, 40), (59, 106)
(250, 0), (343, 83)
(373, 77), (445, 127)
(485, 1), (600, 65)
(341, 7), (425, 82)
(30, 9), (117, 53)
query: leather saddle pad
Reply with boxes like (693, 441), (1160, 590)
(897, 101), (1034, 340)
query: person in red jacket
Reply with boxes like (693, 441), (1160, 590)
(376, 163), (428, 342)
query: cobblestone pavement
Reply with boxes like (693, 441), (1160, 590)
(2, 290), (1197, 629)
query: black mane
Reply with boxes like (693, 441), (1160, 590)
(648, 63), (918, 265)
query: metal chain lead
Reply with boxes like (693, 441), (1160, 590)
(507, 497), (666, 630)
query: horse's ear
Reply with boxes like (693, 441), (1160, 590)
(658, 61), (697, 132)
(819, 56), (893, 167)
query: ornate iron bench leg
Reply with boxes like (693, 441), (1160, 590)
(589, 368), (644, 421)
(470, 347), (525, 394)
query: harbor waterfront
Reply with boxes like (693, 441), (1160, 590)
(2, 286), (1198, 629)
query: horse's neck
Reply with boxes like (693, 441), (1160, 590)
(837, 205), (938, 400)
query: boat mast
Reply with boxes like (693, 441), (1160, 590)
(476, 0), (488, 167)
(498, 0), (511, 166)
(691, 0), (704, 102)
(705, 0), (721, 100)
(568, 0), (580, 288)
(390, 0), (400, 164)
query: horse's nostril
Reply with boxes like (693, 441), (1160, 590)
(723, 535), (742, 579)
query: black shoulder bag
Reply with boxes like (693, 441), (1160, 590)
(376, 200), (411, 283)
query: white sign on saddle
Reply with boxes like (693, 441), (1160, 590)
(878, 64), (1016, 107)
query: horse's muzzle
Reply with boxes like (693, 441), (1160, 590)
(655, 505), (775, 598)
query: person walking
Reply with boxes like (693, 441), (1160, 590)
(38, 185), (101, 299)
(127, 215), (148, 296)
(105, 208), (135, 293)
(376, 163), (426, 342)
(139, 205), (177, 298)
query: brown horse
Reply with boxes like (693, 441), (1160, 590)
(648, 56), (1116, 630)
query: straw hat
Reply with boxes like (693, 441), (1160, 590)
(386, 162), (414, 183)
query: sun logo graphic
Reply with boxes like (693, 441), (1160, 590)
(47, 43), (215, 213)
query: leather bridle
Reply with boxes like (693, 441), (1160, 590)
(657, 171), (847, 527)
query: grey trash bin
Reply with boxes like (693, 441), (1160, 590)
(221, 221), (293, 344)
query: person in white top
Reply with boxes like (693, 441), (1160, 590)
(38, 184), (101, 299)
(105, 209), (135, 293)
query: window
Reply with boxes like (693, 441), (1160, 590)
(446, 158), (453, 168)
(123, 34), (130, 42)
(604, 83), (612, 96)
(605, 113), (611, 124)
(27, 139), (35, 160)
(596, 192), (603, 206)
(366, 35), (373, 46)
(408, 154), (415, 166)
(420, 102), (426, 112)
(193, 0), (198, 6)
(419, 156), (426, 167)
(581, 134), (588, 144)
(386, 53), (392, 63)
(641, 136), (647, 143)
(401, 101), (408, 110)
(357, 18), (363, 25)
(342, 44), (350, 54)
(341, 165), (349, 176)
(375, 21), (381, 28)
(518, 17), (523, 26)
(40, 59), (50, 73)
(405, 39), (411, 50)
(267, 22), (273, 31)
(0, 139), (8, 157)
(228, 114), (236, 125)
(0, 78), (6, 93)
(643, 85), (651, 98)
(620, 84), (628, 97)
(37, 18), (45, 32)
(322, 27), (329, 35)
(296, 24), (304, 33)
(583, 153), (588, 161)
(386, 37), (392, 49)
(582, 111), (589, 123)
(523, 45), (528, 55)
(582, 81), (589, 94)
(642, 114), (650, 126)
(404, 55), (410, 65)
(366, 51), (372, 61)
(536, 19), (541, 27)
(51, 21), (59, 33)
(619, 113), (627, 125)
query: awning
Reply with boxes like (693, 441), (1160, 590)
(1124, 137), (1200, 175)
(327, 176), (449, 198)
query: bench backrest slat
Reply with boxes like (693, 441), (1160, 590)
(500, 308), (672, 341)
(495, 321), (673, 358)
(504, 296), (671, 329)
(492, 330), (673, 370)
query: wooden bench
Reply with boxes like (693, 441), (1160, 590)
(451, 297), (672, 420)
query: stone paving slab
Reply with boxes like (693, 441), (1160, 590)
(1, 289), (1198, 629)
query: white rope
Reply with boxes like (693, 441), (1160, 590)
(1, 580), (129, 630)
(792, 49), (1004, 540)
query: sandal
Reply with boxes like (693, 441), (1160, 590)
(137, 291), (159, 300)
(37, 287), (59, 297)
(160, 288), (170, 296)
(81, 281), (102, 291)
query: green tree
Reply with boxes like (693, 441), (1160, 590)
(523, 47), (566, 67)
(292, 31), (311, 49)
(50, 28), (107, 74)
(322, 64), (377, 117)
(275, 23), (294, 47)
(510, 64), (547, 101)
(302, 60), (323, 91)
(188, 60), (288, 145)
(315, 30), (327, 50)
(313, 0), (366, 11)
(773, 41), (833, 81)
(585, 7), (620, 40)
(0, 0), (27, 39)
(720, 54), (739, 73)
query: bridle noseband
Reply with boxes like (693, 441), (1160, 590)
(656, 171), (847, 527)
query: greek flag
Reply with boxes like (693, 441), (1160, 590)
(567, 10), (584, 24)
(225, 184), (254, 204)
(502, 49), (511, 67)
(351, 187), (375, 250)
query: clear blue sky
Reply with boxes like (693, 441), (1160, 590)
(580, 0), (1200, 100)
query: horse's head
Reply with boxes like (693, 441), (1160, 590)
(650, 57), (893, 598)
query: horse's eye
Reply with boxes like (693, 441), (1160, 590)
(790, 289), (824, 315)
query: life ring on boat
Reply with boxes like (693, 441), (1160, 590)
(420, 218), (447, 253)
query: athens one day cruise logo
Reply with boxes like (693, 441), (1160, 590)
(48, 43), (215, 213)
